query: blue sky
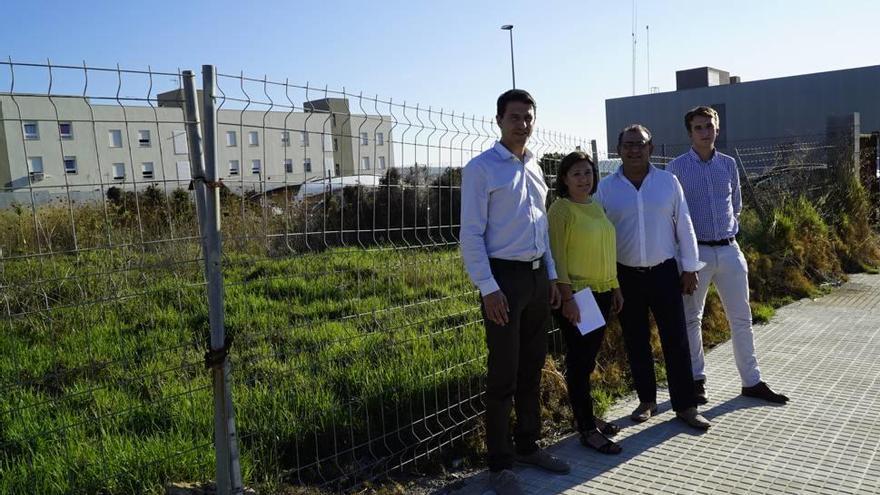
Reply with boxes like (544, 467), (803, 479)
(2, 0), (878, 152)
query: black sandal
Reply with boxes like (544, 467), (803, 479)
(594, 417), (621, 436)
(580, 429), (622, 455)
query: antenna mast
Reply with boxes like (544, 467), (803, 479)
(631, 0), (637, 95)
(646, 25), (650, 91)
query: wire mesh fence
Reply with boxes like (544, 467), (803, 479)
(602, 129), (858, 218)
(732, 135), (854, 215)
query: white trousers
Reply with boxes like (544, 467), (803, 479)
(683, 241), (762, 387)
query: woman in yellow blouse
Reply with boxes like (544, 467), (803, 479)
(548, 151), (624, 455)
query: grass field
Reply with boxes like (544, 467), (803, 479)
(0, 243), (487, 494)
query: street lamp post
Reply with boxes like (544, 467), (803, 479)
(500, 24), (515, 89)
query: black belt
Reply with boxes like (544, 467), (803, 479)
(698, 237), (735, 247)
(618, 258), (673, 273)
(489, 257), (543, 270)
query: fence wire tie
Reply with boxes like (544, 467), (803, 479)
(205, 335), (234, 369)
(188, 176), (225, 191)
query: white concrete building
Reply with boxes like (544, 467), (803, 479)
(0, 92), (394, 206)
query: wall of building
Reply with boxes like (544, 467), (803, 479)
(347, 114), (394, 176)
(605, 65), (880, 157)
(0, 95), (394, 205)
(0, 94), (191, 205)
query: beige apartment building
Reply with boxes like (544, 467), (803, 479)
(0, 92), (394, 207)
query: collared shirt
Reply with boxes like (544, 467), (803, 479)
(666, 148), (741, 241)
(594, 164), (704, 272)
(460, 141), (557, 296)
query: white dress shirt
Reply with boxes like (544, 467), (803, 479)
(594, 164), (704, 272)
(460, 141), (558, 296)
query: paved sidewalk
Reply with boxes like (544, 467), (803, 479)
(449, 273), (880, 495)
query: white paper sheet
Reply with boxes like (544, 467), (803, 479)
(573, 287), (606, 335)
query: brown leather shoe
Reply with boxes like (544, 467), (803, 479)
(742, 381), (789, 404)
(630, 401), (658, 422)
(676, 407), (711, 430)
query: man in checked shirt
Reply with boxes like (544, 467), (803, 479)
(667, 106), (789, 405)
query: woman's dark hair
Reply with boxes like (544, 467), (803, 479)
(555, 151), (598, 198)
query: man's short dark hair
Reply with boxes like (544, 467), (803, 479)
(555, 151), (599, 198)
(496, 89), (536, 118)
(684, 106), (719, 132)
(617, 124), (653, 147)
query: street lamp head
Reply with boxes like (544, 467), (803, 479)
(500, 24), (513, 30)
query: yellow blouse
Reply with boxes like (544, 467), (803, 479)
(548, 197), (619, 293)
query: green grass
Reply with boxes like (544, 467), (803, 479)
(750, 302), (775, 324)
(0, 245), (485, 494)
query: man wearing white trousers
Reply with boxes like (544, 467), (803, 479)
(666, 106), (789, 405)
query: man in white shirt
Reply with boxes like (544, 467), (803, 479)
(595, 124), (710, 430)
(460, 89), (568, 495)
(667, 106), (789, 405)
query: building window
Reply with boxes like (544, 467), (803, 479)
(138, 130), (151, 147)
(300, 131), (309, 147)
(112, 163), (126, 180)
(360, 132), (369, 145)
(63, 156), (78, 174)
(331, 114), (337, 127)
(251, 159), (261, 174)
(109, 129), (123, 148)
(172, 130), (187, 155)
(226, 130), (237, 147)
(23, 122), (39, 140)
(142, 162), (154, 179)
(361, 156), (370, 170)
(284, 159), (293, 174)
(248, 131), (259, 146)
(27, 156), (44, 180)
(303, 158), (312, 173)
(229, 160), (239, 176)
(376, 132), (384, 146)
(378, 156), (386, 170)
(176, 161), (191, 181)
(59, 122), (73, 140)
(280, 131), (290, 147)
(333, 138), (339, 152)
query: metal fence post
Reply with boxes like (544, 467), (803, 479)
(590, 139), (599, 167)
(181, 68), (244, 495)
(851, 113), (861, 182)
